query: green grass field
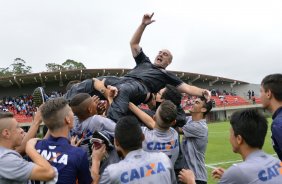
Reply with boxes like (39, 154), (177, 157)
(205, 119), (275, 184)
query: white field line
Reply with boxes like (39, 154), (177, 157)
(206, 154), (277, 169)
(206, 159), (242, 168)
(205, 164), (218, 169)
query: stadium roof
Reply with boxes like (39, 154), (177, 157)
(0, 68), (248, 88)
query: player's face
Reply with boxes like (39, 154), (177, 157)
(10, 119), (23, 147)
(154, 49), (172, 69)
(229, 127), (239, 153)
(190, 98), (205, 114)
(260, 86), (270, 110)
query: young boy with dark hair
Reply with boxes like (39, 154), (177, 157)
(178, 96), (212, 184)
(212, 109), (282, 183)
(129, 100), (180, 165)
(92, 115), (177, 184)
(69, 93), (119, 173)
(260, 73), (282, 160)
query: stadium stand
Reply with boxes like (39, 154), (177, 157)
(0, 69), (262, 122)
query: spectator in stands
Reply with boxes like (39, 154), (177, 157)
(252, 96), (256, 104)
(248, 90), (251, 100)
(129, 100), (179, 165)
(30, 97), (93, 184)
(212, 109), (282, 183)
(0, 112), (56, 183)
(220, 96), (224, 105)
(69, 93), (119, 173)
(234, 97), (238, 104)
(260, 73), (282, 160)
(211, 99), (216, 107)
(178, 96), (212, 184)
(211, 89), (216, 96)
(91, 115), (177, 183)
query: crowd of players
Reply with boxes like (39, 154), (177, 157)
(0, 13), (282, 184)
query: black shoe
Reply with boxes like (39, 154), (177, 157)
(32, 87), (46, 107)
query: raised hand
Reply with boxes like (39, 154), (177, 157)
(70, 135), (83, 147)
(202, 90), (211, 102)
(92, 144), (106, 161)
(97, 100), (107, 115)
(142, 13), (155, 26)
(26, 138), (40, 153)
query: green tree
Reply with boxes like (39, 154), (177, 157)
(0, 58), (32, 77)
(45, 63), (64, 72)
(62, 59), (86, 70)
(0, 67), (12, 77)
(11, 58), (32, 75)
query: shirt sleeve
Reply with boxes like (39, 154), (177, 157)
(271, 119), (282, 159)
(99, 167), (111, 184)
(165, 71), (184, 87)
(64, 79), (94, 101)
(0, 152), (34, 181)
(77, 150), (93, 184)
(97, 115), (116, 138)
(219, 165), (244, 184)
(182, 122), (207, 138)
(134, 48), (151, 65)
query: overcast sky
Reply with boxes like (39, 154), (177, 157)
(1, 0), (281, 84)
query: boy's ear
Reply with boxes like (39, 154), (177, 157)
(266, 89), (272, 99)
(114, 138), (121, 149)
(171, 120), (176, 126)
(236, 135), (243, 145)
(65, 116), (71, 125)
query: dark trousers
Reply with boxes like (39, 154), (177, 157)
(107, 79), (148, 122)
(64, 76), (148, 123)
(196, 180), (207, 184)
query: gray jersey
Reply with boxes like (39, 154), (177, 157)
(0, 146), (34, 184)
(181, 116), (208, 182)
(99, 149), (177, 184)
(71, 115), (119, 174)
(72, 115), (116, 139)
(142, 127), (179, 165)
(219, 150), (282, 184)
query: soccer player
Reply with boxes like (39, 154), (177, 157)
(92, 116), (177, 184)
(212, 109), (282, 183)
(260, 73), (282, 160)
(0, 112), (56, 184)
(129, 100), (179, 165)
(31, 98), (93, 184)
(178, 96), (212, 184)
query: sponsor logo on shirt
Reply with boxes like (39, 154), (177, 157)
(147, 139), (178, 151)
(120, 162), (166, 183)
(37, 149), (68, 165)
(258, 162), (282, 181)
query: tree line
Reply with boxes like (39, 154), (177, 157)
(0, 58), (86, 77)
